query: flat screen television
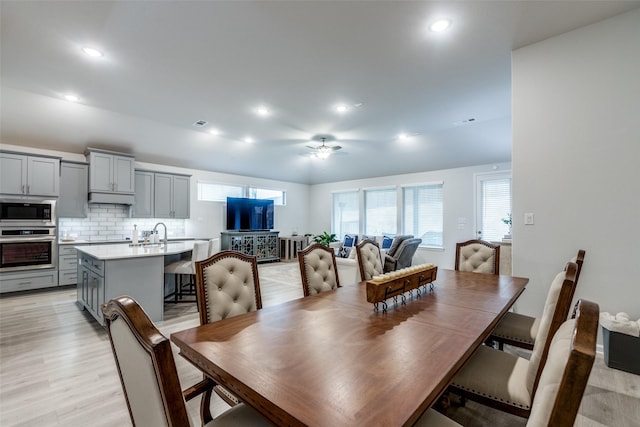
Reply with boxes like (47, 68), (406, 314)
(226, 197), (274, 231)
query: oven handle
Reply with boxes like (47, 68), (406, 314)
(0, 237), (56, 243)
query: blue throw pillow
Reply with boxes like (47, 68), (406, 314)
(343, 234), (357, 247)
(381, 235), (394, 249)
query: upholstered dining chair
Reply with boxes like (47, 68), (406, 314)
(415, 298), (598, 427)
(445, 262), (580, 418)
(194, 250), (263, 408)
(164, 240), (210, 303)
(383, 237), (422, 273)
(207, 238), (221, 257)
(356, 239), (384, 281)
(102, 296), (273, 427)
(298, 243), (341, 296)
(489, 249), (586, 350)
(454, 239), (500, 275)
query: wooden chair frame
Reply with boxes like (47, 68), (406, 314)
(102, 296), (216, 426)
(449, 262), (579, 418)
(297, 243), (341, 297)
(355, 239), (383, 281)
(454, 239), (500, 275)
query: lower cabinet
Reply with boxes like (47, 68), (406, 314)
(59, 245), (82, 285)
(77, 253), (105, 323)
(220, 231), (279, 262)
(0, 269), (57, 293)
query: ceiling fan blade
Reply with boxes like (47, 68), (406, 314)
(329, 145), (342, 151)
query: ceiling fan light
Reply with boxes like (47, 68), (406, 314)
(316, 151), (331, 160)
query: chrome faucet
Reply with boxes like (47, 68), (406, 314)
(152, 222), (167, 246)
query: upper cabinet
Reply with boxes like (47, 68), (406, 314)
(58, 161), (88, 218)
(0, 152), (60, 197)
(132, 171), (190, 219)
(86, 149), (135, 194)
(154, 173), (190, 219)
(132, 170), (154, 218)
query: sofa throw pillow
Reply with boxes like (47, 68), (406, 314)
(338, 246), (352, 258)
(382, 235), (394, 249)
(343, 234), (358, 248)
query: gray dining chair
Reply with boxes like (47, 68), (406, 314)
(415, 298), (598, 427)
(102, 296), (273, 427)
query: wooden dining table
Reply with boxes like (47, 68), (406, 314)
(170, 269), (528, 427)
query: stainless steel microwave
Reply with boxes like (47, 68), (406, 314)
(0, 199), (56, 226)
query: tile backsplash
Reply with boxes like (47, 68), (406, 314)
(58, 204), (185, 241)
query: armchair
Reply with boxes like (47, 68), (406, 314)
(383, 237), (421, 273)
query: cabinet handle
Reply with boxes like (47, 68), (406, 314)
(18, 282), (32, 286)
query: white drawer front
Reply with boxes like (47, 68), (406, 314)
(59, 270), (78, 285)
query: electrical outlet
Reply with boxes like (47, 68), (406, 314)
(524, 213), (534, 225)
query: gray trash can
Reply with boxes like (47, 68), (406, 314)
(602, 327), (640, 375)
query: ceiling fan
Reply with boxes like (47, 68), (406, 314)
(306, 136), (342, 160)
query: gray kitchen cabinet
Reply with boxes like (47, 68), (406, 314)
(154, 173), (190, 219)
(131, 171), (190, 219)
(77, 252), (105, 322)
(86, 148), (135, 194)
(58, 161), (88, 218)
(58, 245), (82, 285)
(0, 151), (60, 197)
(0, 269), (58, 293)
(132, 170), (154, 218)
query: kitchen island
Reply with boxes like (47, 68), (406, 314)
(76, 241), (198, 325)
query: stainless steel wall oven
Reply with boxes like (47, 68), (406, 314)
(0, 199), (57, 272)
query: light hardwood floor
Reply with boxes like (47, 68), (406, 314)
(0, 262), (638, 426)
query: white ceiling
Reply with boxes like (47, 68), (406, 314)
(2, 1), (638, 185)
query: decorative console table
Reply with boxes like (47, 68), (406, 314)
(220, 231), (280, 263)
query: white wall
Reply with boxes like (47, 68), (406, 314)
(512, 9), (640, 321)
(309, 162), (512, 269)
(0, 143), (310, 240)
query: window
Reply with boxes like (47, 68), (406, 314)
(197, 182), (243, 202)
(332, 191), (359, 238)
(364, 188), (397, 236)
(402, 183), (443, 248)
(248, 187), (286, 205)
(476, 173), (512, 242)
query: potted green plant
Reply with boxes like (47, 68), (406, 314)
(313, 231), (338, 246)
(502, 213), (512, 238)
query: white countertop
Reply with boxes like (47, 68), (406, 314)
(75, 241), (199, 260)
(59, 237), (198, 245)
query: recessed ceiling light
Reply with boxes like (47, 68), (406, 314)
(429, 19), (452, 32)
(255, 106), (270, 117)
(335, 104), (349, 113)
(397, 133), (409, 140)
(82, 47), (103, 58)
(64, 94), (79, 102)
(209, 128), (220, 136)
(244, 137), (254, 143)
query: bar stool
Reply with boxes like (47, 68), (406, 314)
(164, 240), (209, 303)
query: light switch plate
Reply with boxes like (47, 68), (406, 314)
(524, 213), (534, 225)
